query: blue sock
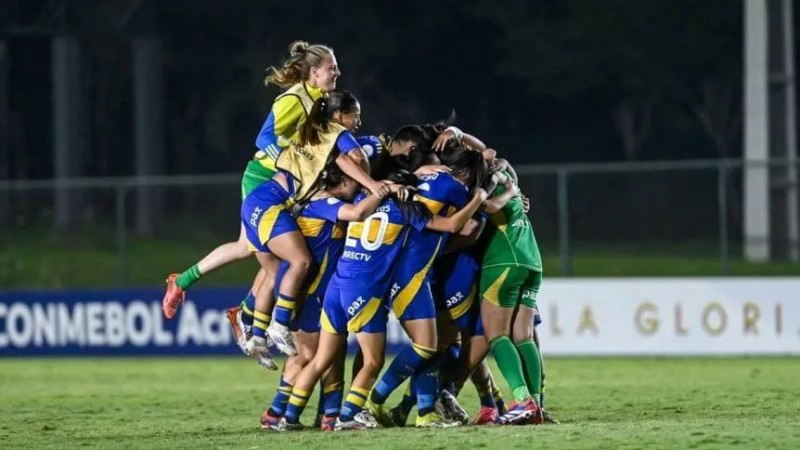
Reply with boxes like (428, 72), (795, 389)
(273, 293), (296, 326)
(268, 377), (293, 416)
(240, 291), (255, 327)
(369, 343), (435, 405)
(340, 386), (369, 422)
(321, 381), (344, 417)
(252, 310), (270, 338)
(474, 376), (497, 408)
(284, 387), (311, 425)
(414, 356), (440, 417)
(440, 343), (460, 394)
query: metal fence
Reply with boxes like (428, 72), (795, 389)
(1, 159), (798, 287)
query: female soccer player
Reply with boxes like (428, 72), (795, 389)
(278, 154), (487, 431)
(242, 91), (385, 356)
(366, 144), (489, 428)
(162, 40), (341, 321)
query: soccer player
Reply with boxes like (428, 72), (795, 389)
(242, 91), (385, 357)
(476, 163), (546, 425)
(162, 41), (341, 325)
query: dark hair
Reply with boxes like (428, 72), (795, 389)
(371, 153), (431, 224)
(371, 148), (436, 181)
(300, 90), (359, 146)
(320, 163), (347, 190)
(391, 125), (432, 151)
(440, 142), (489, 192)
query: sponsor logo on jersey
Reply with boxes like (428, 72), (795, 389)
(417, 182), (432, 191)
(445, 291), (465, 309)
(249, 206), (263, 227)
(511, 218), (529, 228)
(326, 198), (340, 205)
(389, 283), (401, 300)
(347, 296), (368, 316)
(521, 289), (537, 300)
(342, 250), (371, 262)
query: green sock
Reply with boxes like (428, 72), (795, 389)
(489, 336), (530, 402)
(175, 264), (202, 290)
(515, 339), (542, 403)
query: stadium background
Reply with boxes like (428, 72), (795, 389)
(1, 1), (799, 449)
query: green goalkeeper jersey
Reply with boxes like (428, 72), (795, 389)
(480, 172), (543, 272)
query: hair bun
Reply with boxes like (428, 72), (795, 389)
(289, 41), (310, 57)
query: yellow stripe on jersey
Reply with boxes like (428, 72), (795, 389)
(347, 222), (405, 245)
(347, 297), (382, 333)
(392, 237), (442, 318)
(449, 284), (477, 321)
(307, 250), (329, 295)
(483, 268), (511, 306)
(296, 216), (326, 238)
(257, 205), (284, 246)
(415, 194), (446, 215)
(332, 222), (346, 239)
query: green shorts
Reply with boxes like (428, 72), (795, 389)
(241, 159), (276, 199)
(479, 266), (541, 309)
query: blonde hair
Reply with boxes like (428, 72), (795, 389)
(264, 41), (334, 89)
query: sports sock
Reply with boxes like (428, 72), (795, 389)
(414, 356), (440, 417)
(175, 264), (202, 290)
(474, 376), (497, 408)
(489, 336), (530, 402)
(320, 381), (344, 417)
(240, 291), (255, 327)
(252, 310), (270, 338)
(268, 377), (293, 417)
(340, 386), (370, 422)
(492, 385), (506, 412)
(369, 343), (435, 405)
(284, 387), (311, 424)
(515, 339), (543, 403)
(440, 343), (460, 394)
(273, 293), (296, 326)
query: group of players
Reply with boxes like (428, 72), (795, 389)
(160, 41), (555, 431)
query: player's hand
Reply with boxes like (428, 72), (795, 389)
(482, 148), (497, 164)
(504, 177), (520, 197)
(493, 157), (509, 172)
(394, 186), (416, 202)
(475, 188), (489, 202)
(367, 180), (386, 197)
(415, 164), (451, 176)
(521, 194), (531, 213)
(432, 129), (456, 152)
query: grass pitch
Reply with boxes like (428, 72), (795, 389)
(1, 357), (798, 449)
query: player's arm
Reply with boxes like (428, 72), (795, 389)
(494, 158), (518, 184)
(335, 132), (385, 196)
(432, 126), (488, 151)
(426, 189), (488, 233)
(483, 176), (519, 214)
(335, 185), (395, 222)
(447, 216), (486, 252)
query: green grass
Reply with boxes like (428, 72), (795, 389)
(3, 227), (800, 288)
(1, 357), (798, 449)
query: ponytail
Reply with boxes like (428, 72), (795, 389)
(265, 41), (333, 89)
(299, 90), (359, 146)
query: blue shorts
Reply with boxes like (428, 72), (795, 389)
(434, 252), (480, 323)
(241, 181), (298, 253)
(292, 294), (322, 333)
(321, 279), (388, 334)
(388, 266), (436, 322)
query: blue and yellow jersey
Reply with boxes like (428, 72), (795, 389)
(330, 194), (428, 292)
(254, 82), (324, 170)
(296, 196), (347, 296)
(387, 172), (470, 321)
(396, 172), (470, 272)
(355, 135), (385, 161)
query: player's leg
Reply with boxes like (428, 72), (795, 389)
(317, 344), (346, 430)
(480, 266), (539, 424)
(336, 331), (385, 430)
(511, 270), (544, 424)
(281, 329), (344, 429)
(261, 222), (312, 356)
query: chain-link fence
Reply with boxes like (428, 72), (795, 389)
(1, 159), (799, 288)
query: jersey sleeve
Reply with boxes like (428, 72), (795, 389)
(355, 135), (382, 161)
(303, 198), (345, 223)
(336, 131), (361, 155)
(414, 174), (464, 215)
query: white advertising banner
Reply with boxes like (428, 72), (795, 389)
(533, 278), (800, 355)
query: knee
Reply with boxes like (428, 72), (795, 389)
(289, 256), (312, 274)
(512, 326), (533, 344)
(361, 354), (385, 376)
